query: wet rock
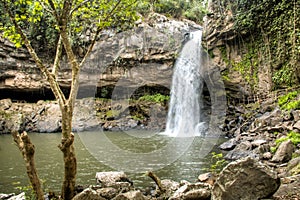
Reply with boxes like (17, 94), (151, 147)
(72, 188), (105, 200)
(212, 157), (280, 200)
(112, 190), (148, 200)
(271, 140), (295, 163)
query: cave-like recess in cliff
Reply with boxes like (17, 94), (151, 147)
(0, 84), (171, 103)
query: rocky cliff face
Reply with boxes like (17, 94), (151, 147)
(202, 0), (273, 98)
(0, 13), (201, 102)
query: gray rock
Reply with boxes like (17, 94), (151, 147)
(95, 171), (132, 188)
(36, 104), (61, 133)
(96, 187), (118, 199)
(224, 141), (258, 160)
(262, 152), (273, 160)
(271, 140), (295, 163)
(72, 188), (105, 200)
(219, 138), (237, 150)
(112, 190), (148, 200)
(212, 157), (280, 200)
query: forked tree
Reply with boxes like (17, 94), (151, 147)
(0, 0), (138, 199)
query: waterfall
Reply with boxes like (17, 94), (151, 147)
(164, 30), (205, 137)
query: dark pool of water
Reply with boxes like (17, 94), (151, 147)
(0, 131), (226, 194)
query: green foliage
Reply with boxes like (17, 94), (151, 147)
(207, 152), (227, 174)
(272, 65), (296, 87)
(219, 44), (259, 90)
(272, 131), (300, 152)
(15, 184), (35, 200)
(223, 0), (300, 89)
(278, 90), (300, 110)
(131, 115), (144, 121)
(140, 0), (207, 24)
(138, 93), (170, 103)
(106, 110), (120, 118)
(0, 0), (139, 52)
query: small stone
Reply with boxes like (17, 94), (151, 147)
(198, 172), (215, 185)
(263, 152), (273, 160)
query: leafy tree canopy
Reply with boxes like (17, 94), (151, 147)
(0, 0), (139, 53)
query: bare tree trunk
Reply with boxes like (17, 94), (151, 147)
(59, 107), (77, 200)
(12, 131), (44, 200)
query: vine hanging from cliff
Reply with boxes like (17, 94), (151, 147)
(213, 0), (300, 90)
(233, 0), (300, 89)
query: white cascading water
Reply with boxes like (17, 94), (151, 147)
(164, 30), (205, 137)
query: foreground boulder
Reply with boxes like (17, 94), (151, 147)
(95, 171), (133, 192)
(212, 157), (280, 200)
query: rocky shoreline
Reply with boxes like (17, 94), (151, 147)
(1, 157), (298, 200)
(0, 97), (168, 134)
(1, 89), (300, 199)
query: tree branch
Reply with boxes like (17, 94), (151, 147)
(2, 1), (66, 107)
(52, 35), (63, 78)
(12, 131), (44, 200)
(146, 171), (165, 192)
(47, 0), (60, 22)
(70, 0), (90, 15)
(79, 0), (123, 67)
